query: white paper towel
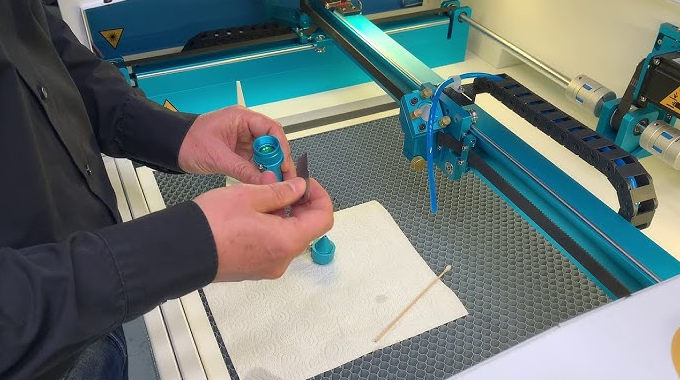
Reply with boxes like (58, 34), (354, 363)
(203, 200), (468, 380)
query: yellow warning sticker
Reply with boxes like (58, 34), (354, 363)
(661, 86), (680, 114)
(99, 28), (124, 49)
(672, 326), (680, 378)
(163, 100), (178, 112)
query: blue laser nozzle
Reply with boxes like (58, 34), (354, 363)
(253, 135), (284, 181)
(311, 235), (335, 265)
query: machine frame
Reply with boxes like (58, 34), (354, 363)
(81, 0), (680, 378)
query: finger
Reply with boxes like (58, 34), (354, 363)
(286, 179), (334, 241)
(229, 156), (265, 184)
(258, 171), (288, 217)
(265, 126), (294, 178)
(290, 179), (332, 212)
(261, 248), (302, 279)
(258, 170), (279, 185)
(282, 154), (297, 181)
(247, 177), (306, 213)
(262, 219), (315, 266)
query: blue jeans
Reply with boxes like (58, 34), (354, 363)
(63, 326), (128, 380)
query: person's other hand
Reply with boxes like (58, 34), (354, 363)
(193, 177), (334, 282)
(178, 106), (295, 184)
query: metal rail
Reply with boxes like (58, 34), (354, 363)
(302, 1), (443, 100)
(459, 13), (571, 87)
(471, 126), (662, 285)
(334, 13), (424, 89)
(136, 45), (315, 79)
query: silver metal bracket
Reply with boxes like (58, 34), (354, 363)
(453, 134), (476, 179)
(437, 133), (476, 181)
(319, 0), (362, 16)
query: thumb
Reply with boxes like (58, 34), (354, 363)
(248, 177), (306, 213)
(257, 170), (280, 185)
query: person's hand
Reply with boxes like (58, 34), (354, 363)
(178, 106), (296, 184)
(193, 177), (334, 281)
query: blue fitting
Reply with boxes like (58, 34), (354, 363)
(311, 235), (335, 265)
(252, 135), (284, 181)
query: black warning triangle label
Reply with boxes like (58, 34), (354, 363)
(163, 99), (178, 112)
(661, 85), (680, 115)
(99, 28), (124, 49)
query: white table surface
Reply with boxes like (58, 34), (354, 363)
(450, 274), (680, 380)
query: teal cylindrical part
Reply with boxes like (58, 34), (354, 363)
(311, 235), (335, 265)
(252, 135), (284, 181)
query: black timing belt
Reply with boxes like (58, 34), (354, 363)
(472, 75), (657, 229)
(437, 133), (632, 298)
(610, 60), (646, 132)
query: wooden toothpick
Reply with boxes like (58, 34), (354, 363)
(374, 265), (453, 342)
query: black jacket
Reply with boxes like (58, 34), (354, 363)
(0, 1), (217, 378)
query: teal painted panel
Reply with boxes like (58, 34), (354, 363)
(139, 43), (373, 110)
(86, 0), (267, 59)
(137, 20), (466, 110)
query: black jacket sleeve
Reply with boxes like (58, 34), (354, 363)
(0, 3), (218, 379)
(44, 9), (198, 173)
(0, 202), (217, 380)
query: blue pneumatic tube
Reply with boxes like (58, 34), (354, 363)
(253, 135), (284, 181)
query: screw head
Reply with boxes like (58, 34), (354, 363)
(634, 119), (648, 135)
(439, 116), (452, 128)
(420, 88), (433, 99)
(468, 109), (479, 123)
(653, 58), (661, 66)
(410, 156), (426, 171)
(445, 161), (454, 174)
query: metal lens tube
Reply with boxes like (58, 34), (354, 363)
(640, 120), (680, 169)
(253, 135), (284, 181)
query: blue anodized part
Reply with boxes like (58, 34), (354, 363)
(399, 86), (442, 162)
(436, 133), (476, 180)
(252, 135), (284, 181)
(399, 82), (472, 165)
(311, 235), (335, 265)
(266, 0), (313, 30)
(599, 22), (680, 155)
(597, 99), (659, 158)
